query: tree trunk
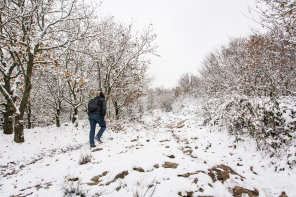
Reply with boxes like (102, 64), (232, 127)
(26, 100), (32, 129)
(14, 114), (25, 143)
(3, 108), (13, 134)
(113, 100), (120, 120)
(97, 62), (102, 92)
(56, 107), (61, 127)
(2, 73), (16, 134)
(13, 52), (34, 143)
(72, 107), (78, 124)
(56, 114), (61, 127)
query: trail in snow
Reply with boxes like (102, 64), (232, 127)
(0, 106), (295, 197)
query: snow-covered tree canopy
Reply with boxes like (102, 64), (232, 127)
(0, 0), (158, 142)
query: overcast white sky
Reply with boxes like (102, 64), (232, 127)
(98, 0), (261, 89)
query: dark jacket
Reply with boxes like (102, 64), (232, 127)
(90, 96), (106, 116)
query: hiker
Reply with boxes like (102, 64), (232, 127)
(88, 92), (107, 148)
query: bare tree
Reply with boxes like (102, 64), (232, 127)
(0, 0), (96, 142)
(92, 20), (157, 118)
(255, 0), (296, 47)
(62, 50), (94, 125)
(175, 73), (201, 97)
(198, 34), (295, 98)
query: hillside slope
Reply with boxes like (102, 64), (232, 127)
(0, 102), (295, 197)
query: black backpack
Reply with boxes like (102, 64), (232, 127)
(88, 98), (99, 112)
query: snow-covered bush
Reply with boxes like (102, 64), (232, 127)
(116, 88), (175, 122)
(62, 177), (86, 197)
(172, 96), (202, 115)
(202, 96), (296, 158)
(118, 99), (145, 122)
(78, 152), (92, 165)
(144, 88), (175, 112)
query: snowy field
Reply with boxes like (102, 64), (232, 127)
(1, 102), (295, 197)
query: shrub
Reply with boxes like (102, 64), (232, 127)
(202, 96), (296, 157)
(78, 152), (91, 165)
(62, 177), (86, 197)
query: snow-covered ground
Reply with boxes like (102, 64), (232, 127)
(1, 102), (295, 197)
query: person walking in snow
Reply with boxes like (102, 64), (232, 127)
(88, 92), (107, 148)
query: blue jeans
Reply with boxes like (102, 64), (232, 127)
(89, 114), (106, 145)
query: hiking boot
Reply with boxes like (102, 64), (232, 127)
(90, 144), (96, 148)
(95, 136), (103, 144)
(97, 139), (103, 144)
